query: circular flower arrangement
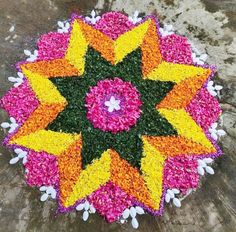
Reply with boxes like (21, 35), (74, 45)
(1, 10), (225, 229)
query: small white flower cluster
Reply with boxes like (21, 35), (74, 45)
(120, 206), (145, 229)
(197, 158), (214, 175)
(57, 21), (70, 33)
(207, 81), (223, 97)
(1, 117), (18, 133)
(192, 53), (208, 65)
(8, 72), (24, 87)
(159, 24), (174, 37)
(76, 200), (96, 221)
(165, 189), (181, 207)
(105, 96), (121, 112)
(128, 11), (142, 24)
(24, 49), (38, 62)
(40, 186), (57, 201)
(209, 122), (226, 140)
(9, 148), (28, 165)
(85, 10), (101, 25)
(190, 42), (208, 65)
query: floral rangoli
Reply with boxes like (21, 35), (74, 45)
(0, 11), (225, 228)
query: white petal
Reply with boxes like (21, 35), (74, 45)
(173, 198), (181, 207)
(34, 50), (38, 56)
(165, 193), (171, 203)
(108, 106), (114, 113)
(135, 206), (144, 215)
(23, 156), (28, 165)
(104, 101), (111, 107)
(200, 54), (208, 61)
(197, 60), (204, 65)
(208, 80), (214, 86)
(26, 57), (35, 62)
(76, 203), (85, 211)
(89, 205), (96, 213)
(8, 76), (18, 82)
(128, 16), (133, 22)
(207, 85), (215, 91)
(82, 210), (89, 221)
(203, 158), (213, 164)
(84, 201), (90, 211)
(57, 21), (64, 28)
(91, 18), (97, 24)
(50, 190), (57, 199)
(85, 16), (91, 22)
(114, 104), (121, 111)
(131, 217), (139, 229)
(109, 96), (115, 104)
(46, 186), (55, 195)
(120, 219), (125, 224)
(162, 31), (169, 37)
(24, 50), (31, 56)
(209, 90), (217, 96)
(167, 189), (174, 199)
(209, 128), (216, 134)
(130, 207), (137, 218)
(65, 22), (70, 29)
(9, 157), (19, 164)
(91, 10), (96, 17)
(1, 122), (10, 128)
(211, 132), (218, 140)
(95, 16), (101, 21)
(136, 17), (142, 23)
(172, 188), (180, 194)
(211, 123), (218, 129)
(13, 82), (21, 87)
(165, 24), (173, 31)
(217, 129), (226, 136)
(197, 159), (206, 167)
(197, 166), (205, 175)
(17, 78), (24, 84)
(40, 193), (49, 202)
(8, 126), (16, 133)
(18, 151), (27, 158)
(215, 85), (223, 90)
(9, 124), (18, 132)
(57, 28), (64, 33)
(205, 166), (214, 175)
(14, 148), (22, 154)
(122, 208), (130, 219)
(10, 117), (16, 123)
(159, 28), (164, 34)
(39, 186), (47, 191)
(134, 11), (139, 17)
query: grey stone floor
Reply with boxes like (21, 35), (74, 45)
(0, 0), (235, 231)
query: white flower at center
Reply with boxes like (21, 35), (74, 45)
(104, 96), (121, 113)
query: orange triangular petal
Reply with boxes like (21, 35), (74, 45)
(110, 150), (159, 209)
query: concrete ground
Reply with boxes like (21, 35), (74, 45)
(0, 0), (236, 231)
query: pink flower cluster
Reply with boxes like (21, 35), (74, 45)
(95, 12), (134, 39)
(25, 151), (59, 187)
(37, 32), (69, 60)
(0, 81), (39, 124)
(88, 182), (133, 222)
(85, 78), (142, 133)
(164, 156), (200, 193)
(160, 34), (193, 64)
(186, 88), (221, 131)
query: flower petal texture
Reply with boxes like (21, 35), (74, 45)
(0, 11), (222, 223)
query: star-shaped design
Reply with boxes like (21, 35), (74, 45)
(9, 16), (217, 212)
(46, 47), (176, 168)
